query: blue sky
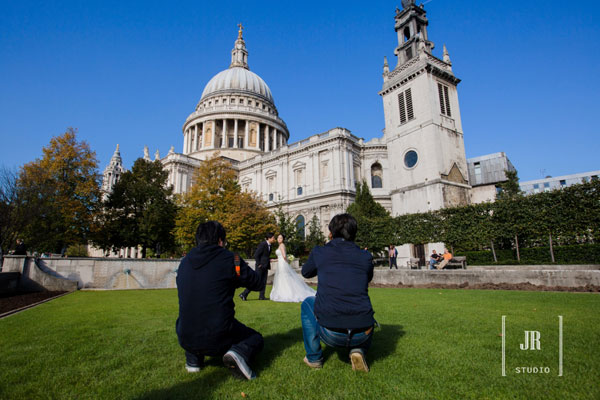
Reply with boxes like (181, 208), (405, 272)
(1, 0), (599, 181)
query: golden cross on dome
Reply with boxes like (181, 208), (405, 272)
(238, 23), (244, 39)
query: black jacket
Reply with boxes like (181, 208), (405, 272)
(176, 243), (262, 350)
(302, 238), (375, 329)
(254, 240), (272, 270)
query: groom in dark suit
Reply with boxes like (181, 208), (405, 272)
(240, 233), (275, 300)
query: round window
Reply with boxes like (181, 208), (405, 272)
(404, 150), (418, 168)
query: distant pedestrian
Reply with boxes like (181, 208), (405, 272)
(14, 239), (27, 256)
(388, 245), (398, 269)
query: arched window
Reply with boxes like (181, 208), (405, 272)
(296, 215), (305, 240)
(371, 163), (383, 188)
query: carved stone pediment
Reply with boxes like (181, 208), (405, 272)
(441, 163), (467, 184)
(292, 161), (306, 170)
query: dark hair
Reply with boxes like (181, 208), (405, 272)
(277, 233), (285, 241)
(328, 213), (357, 241)
(265, 232), (275, 240)
(195, 221), (226, 246)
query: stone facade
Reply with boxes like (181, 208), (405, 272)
(103, 4), (472, 226)
(102, 4), (490, 256)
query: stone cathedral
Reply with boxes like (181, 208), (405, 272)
(102, 1), (471, 238)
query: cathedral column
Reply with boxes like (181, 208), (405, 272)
(244, 120), (249, 148)
(222, 119), (227, 148)
(265, 125), (270, 152)
(201, 122), (206, 150)
(233, 119), (239, 148)
(256, 123), (261, 150)
(347, 148), (353, 189)
(183, 130), (189, 154)
(194, 124), (198, 152)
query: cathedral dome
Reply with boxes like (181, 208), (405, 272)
(200, 67), (273, 103)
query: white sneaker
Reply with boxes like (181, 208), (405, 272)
(185, 363), (201, 373)
(350, 349), (369, 372)
(223, 350), (256, 380)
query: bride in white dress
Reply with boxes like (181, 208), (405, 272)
(270, 234), (316, 303)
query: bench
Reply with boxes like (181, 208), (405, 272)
(406, 257), (421, 269)
(445, 256), (467, 269)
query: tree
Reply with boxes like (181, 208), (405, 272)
(497, 169), (522, 200)
(347, 181), (396, 255)
(273, 205), (305, 256)
(16, 128), (100, 253)
(305, 215), (326, 252)
(174, 155), (276, 256)
(94, 158), (177, 258)
(0, 166), (23, 253)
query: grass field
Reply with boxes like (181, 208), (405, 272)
(0, 287), (599, 399)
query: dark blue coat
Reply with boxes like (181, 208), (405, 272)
(302, 238), (375, 329)
(176, 243), (262, 351)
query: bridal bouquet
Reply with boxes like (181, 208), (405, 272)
(287, 255), (295, 261)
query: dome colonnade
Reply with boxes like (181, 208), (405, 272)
(181, 24), (289, 161)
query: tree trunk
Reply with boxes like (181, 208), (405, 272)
(549, 232), (555, 263)
(514, 234), (520, 262)
(491, 240), (497, 262)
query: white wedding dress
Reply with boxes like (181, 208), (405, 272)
(270, 248), (316, 302)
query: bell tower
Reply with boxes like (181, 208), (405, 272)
(381, 2), (471, 215)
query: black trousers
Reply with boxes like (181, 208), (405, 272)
(241, 266), (268, 299)
(389, 257), (398, 269)
(184, 319), (264, 365)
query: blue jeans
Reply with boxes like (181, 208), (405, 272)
(429, 260), (437, 269)
(301, 296), (373, 363)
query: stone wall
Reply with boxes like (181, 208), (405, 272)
(2, 257), (78, 292)
(369, 267), (600, 288)
(3, 256), (599, 290)
(2, 256), (288, 290)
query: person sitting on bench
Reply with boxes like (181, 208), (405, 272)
(429, 250), (441, 270)
(436, 249), (453, 270)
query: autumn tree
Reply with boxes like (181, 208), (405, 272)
(94, 158), (177, 258)
(16, 128), (100, 253)
(174, 155), (276, 256)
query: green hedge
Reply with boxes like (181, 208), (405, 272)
(456, 243), (600, 265)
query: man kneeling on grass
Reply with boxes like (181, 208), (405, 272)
(176, 221), (264, 380)
(300, 213), (376, 372)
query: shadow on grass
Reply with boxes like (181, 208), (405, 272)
(135, 327), (303, 399)
(323, 324), (405, 366)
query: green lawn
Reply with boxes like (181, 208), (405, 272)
(0, 288), (598, 399)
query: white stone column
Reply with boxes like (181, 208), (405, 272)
(244, 120), (249, 148)
(346, 148), (353, 189)
(222, 119), (227, 148)
(183, 130), (188, 154)
(234, 119), (239, 148)
(256, 123), (261, 150)
(265, 125), (270, 152)
(194, 124), (198, 152)
(201, 122), (206, 150)
(333, 144), (340, 187)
